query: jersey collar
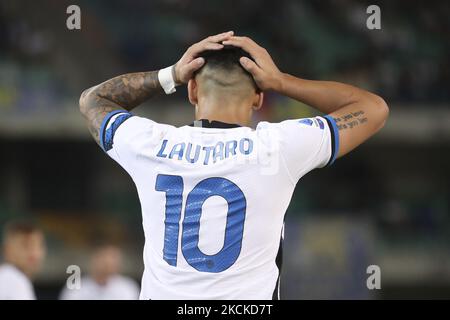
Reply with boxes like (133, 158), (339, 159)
(189, 119), (241, 129)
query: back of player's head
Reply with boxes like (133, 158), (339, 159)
(195, 45), (260, 96)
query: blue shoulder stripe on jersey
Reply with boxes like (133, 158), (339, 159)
(323, 115), (340, 166)
(99, 110), (132, 152)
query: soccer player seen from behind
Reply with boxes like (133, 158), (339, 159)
(79, 31), (389, 299)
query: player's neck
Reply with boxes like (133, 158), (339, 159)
(195, 101), (251, 127)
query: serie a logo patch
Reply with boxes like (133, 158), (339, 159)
(298, 118), (324, 130)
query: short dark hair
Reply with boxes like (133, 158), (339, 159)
(196, 45), (259, 90)
(2, 220), (41, 242)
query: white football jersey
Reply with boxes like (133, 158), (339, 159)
(99, 110), (339, 300)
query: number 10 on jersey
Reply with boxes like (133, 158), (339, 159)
(156, 174), (247, 273)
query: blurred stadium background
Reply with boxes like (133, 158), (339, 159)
(0, 0), (449, 299)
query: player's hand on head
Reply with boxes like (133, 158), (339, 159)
(222, 36), (283, 91)
(173, 31), (234, 84)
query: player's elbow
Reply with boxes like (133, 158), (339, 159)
(376, 96), (390, 129)
(369, 94), (389, 131)
(79, 87), (95, 116)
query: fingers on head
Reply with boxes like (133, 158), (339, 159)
(189, 41), (222, 57)
(194, 57), (205, 66)
(228, 36), (254, 45)
(188, 57), (205, 69)
(192, 32), (236, 54)
(184, 57), (205, 78)
(222, 37), (255, 53)
(208, 31), (234, 43)
(239, 57), (258, 73)
(205, 42), (224, 50)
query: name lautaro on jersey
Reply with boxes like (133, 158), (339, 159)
(156, 138), (254, 165)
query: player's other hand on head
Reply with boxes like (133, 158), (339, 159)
(173, 31), (234, 84)
(222, 36), (283, 92)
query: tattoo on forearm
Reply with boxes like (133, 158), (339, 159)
(333, 110), (368, 130)
(83, 100), (118, 143)
(96, 71), (162, 109)
(80, 71), (162, 145)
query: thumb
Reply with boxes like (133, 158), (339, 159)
(239, 57), (261, 76)
(186, 57), (205, 74)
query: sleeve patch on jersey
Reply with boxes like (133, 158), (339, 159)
(316, 118), (325, 130)
(323, 115), (340, 166)
(298, 118), (314, 126)
(100, 110), (133, 152)
(298, 118), (325, 130)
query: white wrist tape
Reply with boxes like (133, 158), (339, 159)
(158, 66), (177, 94)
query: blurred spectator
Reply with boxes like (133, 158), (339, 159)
(0, 220), (46, 300)
(59, 244), (139, 300)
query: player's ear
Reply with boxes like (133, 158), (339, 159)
(252, 91), (264, 110)
(188, 78), (198, 106)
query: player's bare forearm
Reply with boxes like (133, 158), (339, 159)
(79, 71), (162, 145)
(276, 73), (389, 157)
(276, 73), (380, 114)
